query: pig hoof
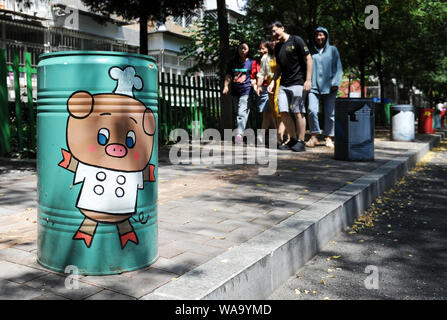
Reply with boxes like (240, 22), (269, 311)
(120, 231), (139, 249)
(73, 230), (93, 248)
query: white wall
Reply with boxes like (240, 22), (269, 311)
(204, 0), (246, 14)
(76, 12), (125, 41)
(147, 32), (191, 52)
(3, 0), (52, 19)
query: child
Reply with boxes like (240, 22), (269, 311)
(222, 42), (254, 143)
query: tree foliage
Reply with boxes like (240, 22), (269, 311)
(80, 0), (202, 22)
(243, 0), (447, 102)
(180, 14), (265, 76)
(81, 0), (203, 54)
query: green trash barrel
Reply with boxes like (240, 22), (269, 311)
(384, 98), (391, 125)
(37, 51), (158, 275)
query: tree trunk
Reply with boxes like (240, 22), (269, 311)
(377, 35), (386, 125)
(360, 50), (366, 99)
(306, 0), (318, 40)
(348, 74), (351, 97)
(139, 15), (148, 55)
(217, 0), (232, 133)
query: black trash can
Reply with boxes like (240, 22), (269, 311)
(334, 98), (375, 161)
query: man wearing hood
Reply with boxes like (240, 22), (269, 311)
(305, 27), (343, 148)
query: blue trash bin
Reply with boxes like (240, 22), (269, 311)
(334, 98), (375, 161)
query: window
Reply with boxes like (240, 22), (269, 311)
(164, 54), (178, 66)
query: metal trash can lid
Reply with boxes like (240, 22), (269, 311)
(391, 104), (414, 112)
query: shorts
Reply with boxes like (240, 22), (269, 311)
(277, 85), (306, 113)
(257, 86), (270, 112)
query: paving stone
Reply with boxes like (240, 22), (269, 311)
(159, 229), (212, 244)
(158, 200), (184, 210)
(220, 203), (266, 213)
(0, 279), (50, 300)
(84, 289), (136, 300)
(167, 251), (213, 269)
(12, 241), (37, 252)
(158, 243), (187, 259)
(160, 210), (225, 224)
(168, 240), (227, 257)
(0, 260), (48, 284)
(25, 273), (103, 300)
(204, 209), (258, 223)
(149, 257), (194, 275)
(0, 247), (38, 267)
(0, 207), (19, 215)
(250, 210), (294, 226)
(203, 238), (239, 250)
(172, 220), (238, 236)
(158, 235), (175, 247)
(81, 267), (177, 299)
(158, 212), (195, 225)
(31, 292), (69, 300)
(223, 225), (270, 243)
(1, 133), (442, 300)
(217, 219), (261, 230)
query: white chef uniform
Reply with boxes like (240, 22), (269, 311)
(74, 162), (144, 214)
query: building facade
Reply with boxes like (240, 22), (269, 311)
(0, 0), (245, 99)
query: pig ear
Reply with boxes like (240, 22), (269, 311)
(67, 91), (94, 119)
(143, 108), (156, 136)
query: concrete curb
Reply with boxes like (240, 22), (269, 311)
(142, 133), (443, 300)
(0, 157), (36, 165)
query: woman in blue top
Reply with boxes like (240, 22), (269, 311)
(305, 27), (343, 148)
(223, 42), (254, 143)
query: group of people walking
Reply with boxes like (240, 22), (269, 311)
(222, 21), (343, 152)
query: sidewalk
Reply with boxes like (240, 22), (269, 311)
(0, 128), (444, 300)
(268, 136), (447, 300)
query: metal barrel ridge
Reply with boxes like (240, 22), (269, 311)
(37, 51), (158, 275)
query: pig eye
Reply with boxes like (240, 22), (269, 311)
(97, 128), (109, 146)
(126, 131), (136, 148)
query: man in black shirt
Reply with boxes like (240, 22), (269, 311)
(267, 21), (313, 152)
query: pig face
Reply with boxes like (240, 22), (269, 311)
(66, 91), (155, 172)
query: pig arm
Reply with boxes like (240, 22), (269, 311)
(143, 164), (156, 182)
(58, 149), (78, 173)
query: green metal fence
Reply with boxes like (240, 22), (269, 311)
(0, 54), (264, 156)
(0, 48), (36, 157)
(158, 72), (263, 143)
(158, 72), (222, 143)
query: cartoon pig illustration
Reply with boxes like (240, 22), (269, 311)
(58, 66), (156, 249)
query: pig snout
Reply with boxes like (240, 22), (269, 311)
(106, 144), (127, 158)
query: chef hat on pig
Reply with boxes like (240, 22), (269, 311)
(109, 66), (143, 97)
